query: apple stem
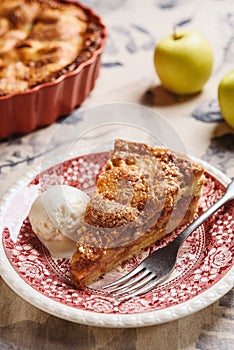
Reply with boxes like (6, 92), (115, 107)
(173, 25), (182, 40)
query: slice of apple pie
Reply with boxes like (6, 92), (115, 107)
(70, 139), (204, 289)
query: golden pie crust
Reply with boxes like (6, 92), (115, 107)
(0, 0), (103, 96)
(70, 140), (205, 289)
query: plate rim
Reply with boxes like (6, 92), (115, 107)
(0, 155), (233, 328)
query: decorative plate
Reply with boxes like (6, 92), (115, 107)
(0, 153), (233, 328)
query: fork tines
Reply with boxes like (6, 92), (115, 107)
(103, 266), (159, 301)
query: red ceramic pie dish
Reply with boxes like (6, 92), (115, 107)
(0, 0), (107, 139)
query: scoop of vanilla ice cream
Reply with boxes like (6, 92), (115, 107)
(29, 185), (90, 258)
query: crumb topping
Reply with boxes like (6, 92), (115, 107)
(77, 139), (204, 249)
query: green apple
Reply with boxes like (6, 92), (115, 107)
(154, 30), (213, 95)
(218, 69), (234, 129)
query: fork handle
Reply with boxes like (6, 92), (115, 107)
(174, 178), (234, 247)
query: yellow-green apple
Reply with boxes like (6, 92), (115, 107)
(154, 30), (213, 95)
(218, 69), (234, 129)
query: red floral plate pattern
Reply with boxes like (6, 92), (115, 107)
(0, 153), (233, 328)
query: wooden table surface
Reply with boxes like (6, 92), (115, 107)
(1, 0), (233, 349)
(1, 279), (233, 350)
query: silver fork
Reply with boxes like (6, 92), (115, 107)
(103, 178), (234, 300)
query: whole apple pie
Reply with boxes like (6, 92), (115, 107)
(70, 139), (205, 289)
(0, 0), (103, 96)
